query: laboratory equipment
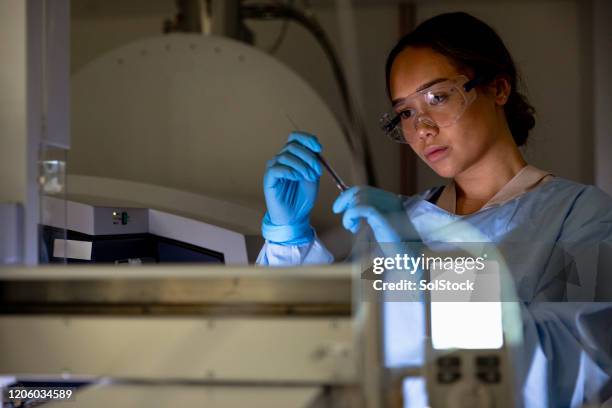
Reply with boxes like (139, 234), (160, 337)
(424, 261), (516, 408)
(69, 34), (353, 247)
(0, 264), (375, 408)
(41, 197), (248, 264)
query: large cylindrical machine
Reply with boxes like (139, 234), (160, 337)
(68, 34), (354, 256)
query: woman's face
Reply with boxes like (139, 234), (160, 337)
(389, 46), (504, 178)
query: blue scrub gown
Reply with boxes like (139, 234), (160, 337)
(257, 177), (612, 407)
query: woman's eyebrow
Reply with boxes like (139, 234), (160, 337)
(392, 77), (448, 106)
(416, 77), (448, 92)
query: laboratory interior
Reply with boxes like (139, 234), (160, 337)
(0, 0), (611, 407)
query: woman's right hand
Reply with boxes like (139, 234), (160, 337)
(262, 131), (323, 245)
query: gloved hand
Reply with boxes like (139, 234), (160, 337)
(262, 131), (323, 245)
(332, 186), (417, 243)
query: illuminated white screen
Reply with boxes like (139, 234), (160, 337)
(431, 301), (503, 349)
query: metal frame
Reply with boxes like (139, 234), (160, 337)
(0, 265), (351, 316)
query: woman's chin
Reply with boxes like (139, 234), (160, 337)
(429, 161), (458, 179)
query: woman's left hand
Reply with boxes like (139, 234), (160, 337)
(332, 186), (417, 243)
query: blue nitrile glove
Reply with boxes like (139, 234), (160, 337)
(332, 186), (416, 243)
(262, 131), (323, 245)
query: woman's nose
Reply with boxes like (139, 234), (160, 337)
(414, 116), (438, 140)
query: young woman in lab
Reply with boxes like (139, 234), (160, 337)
(257, 12), (611, 406)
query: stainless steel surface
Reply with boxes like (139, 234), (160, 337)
(0, 265), (352, 315)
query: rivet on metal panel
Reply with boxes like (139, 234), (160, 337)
(313, 343), (351, 361)
(311, 346), (328, 361)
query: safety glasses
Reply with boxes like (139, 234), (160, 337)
(379, 75), (486, 144)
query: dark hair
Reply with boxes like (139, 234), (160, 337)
(385, 12), (535, 146)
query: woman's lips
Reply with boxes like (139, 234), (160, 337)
(424, 146), (450, 162)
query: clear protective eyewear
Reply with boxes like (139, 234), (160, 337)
(380, 75), (485, 144)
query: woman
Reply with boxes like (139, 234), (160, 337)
(257, 12), (611, 407)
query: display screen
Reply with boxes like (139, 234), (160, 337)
(157, 240), (223, 263)
(429, 259), (504, 350)
(41, 226), (224, 264)
(430, 301), (504, 349)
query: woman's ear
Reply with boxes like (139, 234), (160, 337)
(490, 75), (511, 106)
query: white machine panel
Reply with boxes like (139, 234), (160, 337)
(41, 196), (248, 264)
(0, 317), (355, 383)
(149, 209), (247, 264)
(46, 384), (321, 408)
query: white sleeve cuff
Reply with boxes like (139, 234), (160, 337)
(256, 235), (334, 266)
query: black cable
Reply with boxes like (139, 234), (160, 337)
(267, 1), (293, 53)
(241, 3), (377, 186)
(267, 18), (290, 53)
